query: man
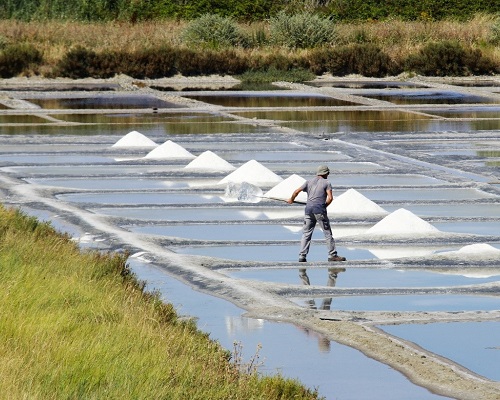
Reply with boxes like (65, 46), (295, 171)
(287, 165), (346, 262)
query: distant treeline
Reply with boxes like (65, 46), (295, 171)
(1, 0), (498, 21)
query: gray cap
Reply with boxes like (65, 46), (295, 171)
(317, 165), (330, 175)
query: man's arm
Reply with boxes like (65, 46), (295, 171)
(325, 188), (333, 207)
(287, 187), (303, 204)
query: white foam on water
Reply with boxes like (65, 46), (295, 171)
(184, 151), (235, 171)
(329, 188), (387, 216)
(218, 160), (283, 185)
(112, 131), (158, 148)
(264, 174), (307, 203)
(366, 208), (440, 236)
(144, 140), (195, 159)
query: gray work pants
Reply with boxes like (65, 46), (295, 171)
(299, 213), (337, 258)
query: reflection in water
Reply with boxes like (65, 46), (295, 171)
(298, 267), (345, 353)
(183, 94), (357, 107)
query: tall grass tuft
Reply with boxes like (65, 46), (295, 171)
(181, 13), (246, 49)
(269, 11), (336, 49)
(0, 205), (321, 399)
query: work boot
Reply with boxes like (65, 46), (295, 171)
(328, 255), (346, 262)
(299, 256), (307, 262)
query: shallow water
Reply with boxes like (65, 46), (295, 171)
(381, 322), (500, 381)
(183, 93), (358, 107)
(128, 259), (448, 400)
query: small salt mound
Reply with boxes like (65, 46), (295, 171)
(112, 131), (158, 148)
(456, 243), (500, 255)
(264, 174), (307, 203)
(144, 140), (195, 159)
(218, 160), (283, 185)
(433, 243), (500, 263)
(329, 188), (387, 215)
(184, 151), (235, 171)
(366, 208), (439, 236)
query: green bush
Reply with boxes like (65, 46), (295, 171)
(0, 43), (42, 77)
(121, 46), (177, 79)
(490, 18), (500, 45)
(55, 46), (114, 78)
(269, 11), (336, 49)
(405, 41), (498, 76)
(181, 13), (245, 49)
(176, 48), (248, 76)
(317, 44), (398, 77)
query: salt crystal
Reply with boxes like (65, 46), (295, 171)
(264, 174), (307, 203)
(329, 188), (387, 216)
(144, 140), (195, 159)
(184, 151), (235, 171)
(218, 160), (283, 185)
(112, 131), (158, 148)
(366, 208), (439, 236)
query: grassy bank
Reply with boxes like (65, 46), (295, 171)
(0, 205), (320, 399)
(0, 16), (499, 79)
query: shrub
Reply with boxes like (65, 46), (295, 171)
(269, 11), (336, 49)
(121, 46), (177, 79)
(176, 48), (248, 76)
(317, 44), (399, 77)
(405, 41), (498, 76)
(181, 13), (245, 49)
(0, 44), (42, 78)
(55, 46), (100, 78)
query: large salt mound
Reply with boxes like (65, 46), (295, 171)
(264, 174), (307, 203)
(218, 160), (283, 185)
(329, 188), (387, 216)
(144, 140), (195, 159)
(112, 131), (158, 148)
(366, 208), (440, 236)
(184, 151), (235, 171)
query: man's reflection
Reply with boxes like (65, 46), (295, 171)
(298, 267), (345, 352)
(299, 267), (345, 310)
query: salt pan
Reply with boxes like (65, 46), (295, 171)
(184, 151), (235, 171)
(144, 140), (195, 159)
(329, 188), (387, 216)
(218, 160), (283, 185)
(264, 174), (307, 203)
(112, 131), (158, 148)
(366, 208), (440, 236)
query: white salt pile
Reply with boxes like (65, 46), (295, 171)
(218, 160), (283, 185)
(437, 243), (500, 258)
(366, 208), (440, 236)
(264, 174), (307, 203)
(144, 140), (195, 159)
(184, 151), (235, 172)
(455, 243), (500, 255)
(329, 188), (387, 216)
(112, 131), (158, 148)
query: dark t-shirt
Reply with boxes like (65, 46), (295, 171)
(299, 176), (332, 214)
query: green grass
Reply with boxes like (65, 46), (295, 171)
(0, 205), (321, 400)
